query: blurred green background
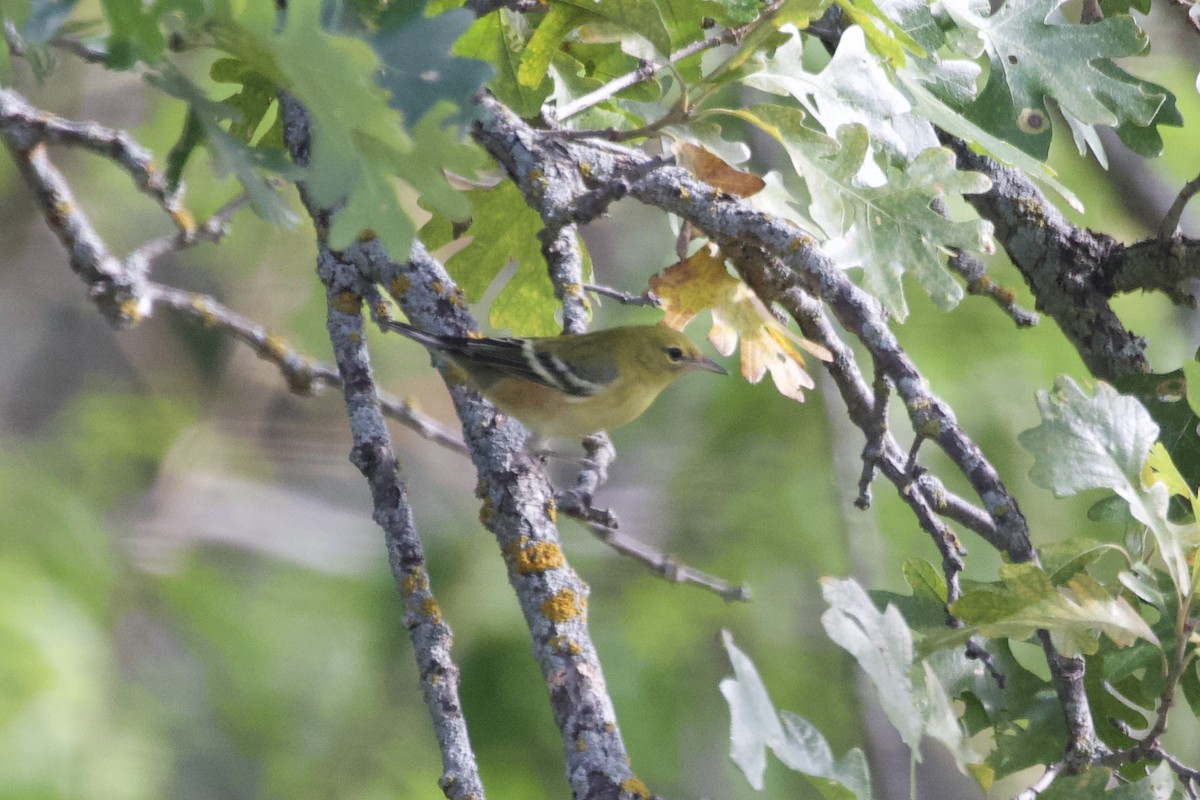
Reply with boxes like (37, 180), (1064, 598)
(2, 11), (1199, 799)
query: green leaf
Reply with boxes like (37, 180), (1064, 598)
(213, 0), (483, 256)
(147, 65), (299, 227)
(556, 0), (671, 54)
(825, 144), (993, 320)
(1038, 538), (1121, 585)
(436, 181), (560, 336)
(720, 631), (873, 798)
(743, 25), (938, 162)
(520, 4), (593, 89)
(372, 2), (492, 126)
(1019, 377), (1194, 594)
(102, 0), (165, 69)
(820, 578), (923, 750)
(1041, 762), (1175, 799)
(949, 563), (1158, 657)
(458, 9), (552, 118)
(903, 557), (947, 602)
(210, 58), (280, 144)
(1071, 64), (1182, 162)
(944, 0), (1167, 160)
(549, 51), (647, 131)
(1113, 370), (1200, 504)
(893, 67), (1083, 211)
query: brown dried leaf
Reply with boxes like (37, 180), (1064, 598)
(674, 142), (766, 198)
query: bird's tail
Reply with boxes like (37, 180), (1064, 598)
(379, 318), (447, 351)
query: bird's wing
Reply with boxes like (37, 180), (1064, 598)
(449, 338), (618, 398)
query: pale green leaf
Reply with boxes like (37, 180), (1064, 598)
(744, 25), (937, 164)
(719, 631), (783, 791)
(826, 144), (993, 320)
(820, 578), (923, 751)
(1018, 377), (1193, 594)
(950, 563), (1158, 657)
(1019, 377), (1157, 499)
(720, 632), (873, 799)
(835, 0), (925, 63)
(714, 104), (849, 236)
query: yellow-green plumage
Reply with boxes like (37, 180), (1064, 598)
(383, 321), (726, 437)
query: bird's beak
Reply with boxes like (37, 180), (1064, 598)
(693, 357), (729, 375)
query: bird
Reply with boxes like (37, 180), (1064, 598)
(382, 319), (727, 438)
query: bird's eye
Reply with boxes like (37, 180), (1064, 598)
(665, 346), (685, 362)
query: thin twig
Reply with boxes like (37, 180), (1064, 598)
(316, 247), (486, 800)
(1160, 172), (1200, 240)
(1, 87), (191, 230)
(855, 369), (891, 509)
(1014, 760), (1067, 800)
(948, 250), (1039, 327)
(146, 282), (469, 454)
(562, 507), (751, 602)
(554, 1), (785, 121)
(583, 283), (661, 307)
(130, 192), (255, 265)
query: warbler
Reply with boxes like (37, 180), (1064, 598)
(383, 320), (728, 437)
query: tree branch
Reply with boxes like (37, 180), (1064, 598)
(939, 131), (1149, 382)
(281, 95), (655, 800)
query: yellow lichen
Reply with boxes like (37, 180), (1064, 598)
(548, 635), (582, 655)
(422, 597), (442, 624)
(620, 777), (651, 799)
(479, 496), (497, 527)
(506, 539), (565, 575)
(190, 297), (217, 326)
(545, 498), (558, 524)
(391, 275), (412, 297)
(262, 335), (288, 361)
(118, 298), (144, 324)
(356, 229), (378, 243)
(540, 589), (584, 622)
(331, 291), (361, 315)
(402, 568), (428, 597)
(171, 207), (197, 235)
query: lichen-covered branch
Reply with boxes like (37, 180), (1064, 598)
(316, 253), (485, 800)
(479, 95), (1033, 561)
(939, 132), (1149, 382)
(0, 86), (146, 325)
(468, 94), (1120, 763)
(275, 101), (486, 800)
(280, 95), (653, 800)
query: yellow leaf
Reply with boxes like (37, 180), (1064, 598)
(649, 244), (831, 403)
